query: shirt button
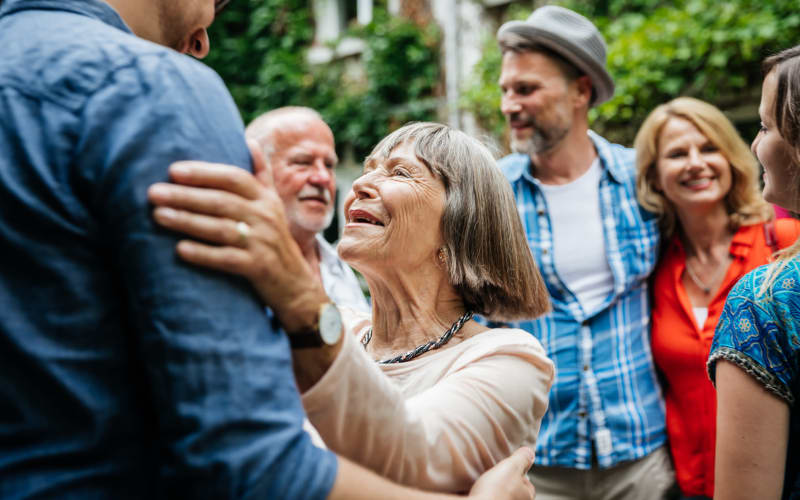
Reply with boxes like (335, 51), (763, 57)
(578, 411), (587, 418)
(542, 249), (549, 255)
(537, 209), (545, 216)
(583, 364), (589, 371)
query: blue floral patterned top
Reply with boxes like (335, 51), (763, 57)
(708, 256), (800, 500)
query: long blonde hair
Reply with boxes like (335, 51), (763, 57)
(634, 97), (773, 240)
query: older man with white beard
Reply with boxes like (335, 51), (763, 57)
(246, 107), (369, 313)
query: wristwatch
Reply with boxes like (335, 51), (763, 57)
(287, 302), (343, 349)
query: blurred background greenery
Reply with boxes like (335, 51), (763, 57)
(206, 0), (441, 162)
(465, 0), (800, 145)
(205, 0), (800, 157)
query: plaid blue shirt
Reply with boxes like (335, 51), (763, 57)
(499, 131), (665, 469)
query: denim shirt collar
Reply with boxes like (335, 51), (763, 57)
(0, 0), (131, 34)
(504, 130), (627, 186)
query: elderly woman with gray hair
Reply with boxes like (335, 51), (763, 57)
(147, 122), (554, 493)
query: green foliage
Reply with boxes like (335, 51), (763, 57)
(460, 4), (529, 141)
(461, 0), (800, 147)
(318, 9), (441, 158)
(205, 0), (315, 121)
(459, 24), (506, 141)
(205, 2), (441, 160)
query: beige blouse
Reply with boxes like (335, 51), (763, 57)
(302, 326), (554, 493)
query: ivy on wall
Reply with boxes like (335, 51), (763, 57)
(205, 1), (441, 161)
(461, 0), (800, 147)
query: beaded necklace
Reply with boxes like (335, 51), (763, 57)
(361, 311), (474, 364)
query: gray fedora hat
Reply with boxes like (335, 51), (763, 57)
(498, 5), (614, 106)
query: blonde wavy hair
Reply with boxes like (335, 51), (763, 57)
(634, 97), (773, 240)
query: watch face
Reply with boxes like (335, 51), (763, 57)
(319, 303), (343, 345)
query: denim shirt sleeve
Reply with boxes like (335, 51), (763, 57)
(74, 55), (337, 498)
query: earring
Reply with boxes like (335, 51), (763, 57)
(437, 248), (446, 265)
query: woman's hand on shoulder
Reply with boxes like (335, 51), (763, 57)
(147, 140), (324, 332)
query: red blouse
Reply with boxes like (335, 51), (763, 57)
(651, 220), (800, 497)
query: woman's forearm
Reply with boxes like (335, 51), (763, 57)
(329, 448), (536, 500)
(301, 331), (552, 492)
(714, 360), (789, 500)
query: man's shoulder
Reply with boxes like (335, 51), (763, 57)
(588, 130), (634, 156)
(0, 8), (221, 112)
(589, 131), (636, 181)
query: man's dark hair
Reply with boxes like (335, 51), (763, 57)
(498, 32), (598, 103)
(499, 34), (582, 82)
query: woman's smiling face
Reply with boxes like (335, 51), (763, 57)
(752, 69), (799, 211)
(338, 141), (446, 274)
(654, 116), (733, 212)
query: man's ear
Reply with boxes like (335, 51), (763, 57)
(573, 75), (593, 109)
(184, 28), (210, 59)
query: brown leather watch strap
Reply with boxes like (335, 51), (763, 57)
(287, 330), (324, 349)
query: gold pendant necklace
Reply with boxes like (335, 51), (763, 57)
(684, 258), (727, 295)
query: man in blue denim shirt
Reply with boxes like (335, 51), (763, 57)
(495, 6), (673, 500)
(0, 0), (338, 498)
(0, 1), (533, 498)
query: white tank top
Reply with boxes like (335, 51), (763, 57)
(539, 159), (614, 315)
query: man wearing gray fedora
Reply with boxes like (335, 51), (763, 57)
(495, 5), (675, 499)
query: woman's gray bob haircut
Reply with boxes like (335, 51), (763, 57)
(366, 122), (550, 321)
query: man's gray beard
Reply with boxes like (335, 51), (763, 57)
(510, 125), (569, 157)
(293, 207), (336, 236)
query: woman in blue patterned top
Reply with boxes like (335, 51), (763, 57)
(708, 45), (800, 500)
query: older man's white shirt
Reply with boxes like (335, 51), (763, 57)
(316, 234), (370, 313)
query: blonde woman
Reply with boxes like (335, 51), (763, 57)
(708, 46), (800, 500)
(635, 97), (800, 499)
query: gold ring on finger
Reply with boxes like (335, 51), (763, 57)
(235, 221), (251, 246)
